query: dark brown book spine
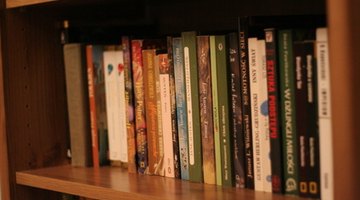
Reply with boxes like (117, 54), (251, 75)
(228, 32), (246, 188)
(197, 35), (216, 185)
(238, 17), (254, 189)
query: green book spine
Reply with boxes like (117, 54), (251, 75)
(210, 36), (222, 186)
(215, 35), (234, 187)
(182, 31), (203, 182)
(278, 30), (299, 195)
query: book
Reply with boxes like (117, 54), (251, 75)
(158, 53), (175, 178)
(303, 41), (320, 198)
(264, 28), (284, 194)
(257, 39), (272, 192)
(142, 49), (161, 175)
(210, 35), (222, 186)
(86, 45), (109, 167)
(63, 43), (92, 167)
(182, 31), (203, 183)
(173, 37), (190, 180)
(238, 17), (254, 189)
(278, 30), (299, 195)
(316, 27), (333, 200)
(228, 32), (246, 188)
(215, 35), (234, 187)
(197, 35), (216, 185)
(167, 36), (181, 179)
(248, 37), (263, 191)
(103, 46), (128, 165)
(122, 36), (137, 173)
(131, 40), (148, 174)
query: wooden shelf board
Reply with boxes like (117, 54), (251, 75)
(16, 165), (299, 200)
(6, 0), (56, 8)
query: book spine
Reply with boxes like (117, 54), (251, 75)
(142, 49), (158, 175)
(154, 52), (165, 176)
(197, 35), (216, 185)
(182, 31), (203, 182)
(86, 45), (100, 168)
(228, 32), (246, 188)
(173, 37), (190, 180)
(159, 53), (175, 178)
(167, 36), (181, 179)
(304, 41), (320, 198)
(248, 37), (263, 191)
(278, 30), (299, 195)
(64, 44), (92, 167)
(103, 47), (128, 164)
(122, 36), (137, 173)
(131, 40), (148, 174)
(264, 28), (283, 194)
(316, 28), (333, 200)
(293, 41), (308, 197)
(238, 17), (254, 189)
(215, 35), (233, 187)
(257, 39), (272, 192)
(210, 35), (222, 186)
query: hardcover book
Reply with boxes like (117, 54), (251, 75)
(197, 35), (216, 185)
(182, 31), (203, 183)
(64, 43), (92, 167)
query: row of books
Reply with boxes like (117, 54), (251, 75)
(63, 16), (332, 199)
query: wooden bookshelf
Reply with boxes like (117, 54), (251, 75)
(16, 165), (300, 200)
(0, 0), (359, 199)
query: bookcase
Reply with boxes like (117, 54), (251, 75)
(0, 0), (359, 199)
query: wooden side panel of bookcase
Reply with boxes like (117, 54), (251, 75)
(328, 0), (360, 199)
(2, 9), (69, 199)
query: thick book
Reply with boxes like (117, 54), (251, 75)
(197, 35), (216, 185)
(181, 31), (203, 183)
(86, 45), (109, 167)
(215, 35), (234, 187)
(228, 32), (246, 188)
(103, 46), (128, 166)
(158, 53), (175, 178)
(257, 39), (272, 192)
(264, 28), (284, 194)
(238, 17), (254, 189)
(304, 41), (320, 198)
(122, 36), (137, 173)
(63, 43), (92, 167)
(210, 35), (222, 186)
(131, 40), (148, 174)
(142, 49), (161, 175)
(167, 36), (181, 179)
(278, 30), (299, 195)
(316, 28), (333, 200)
(173, 37), (190, 180)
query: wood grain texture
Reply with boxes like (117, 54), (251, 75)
(3, 9), (69, 200)
(16, 165), (302, 200)
(327, 0), (360, 199)
(0, 20), (10, 200)
(6, 0), (56, 8)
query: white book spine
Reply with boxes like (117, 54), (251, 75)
(257, 39), (272, 192)
(316, 28), (334, 200)
(104, 50), (128, 162)
(184, 47), (195, 166)
(248, 37), (264, 191)
(160, 63), (175, 178)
